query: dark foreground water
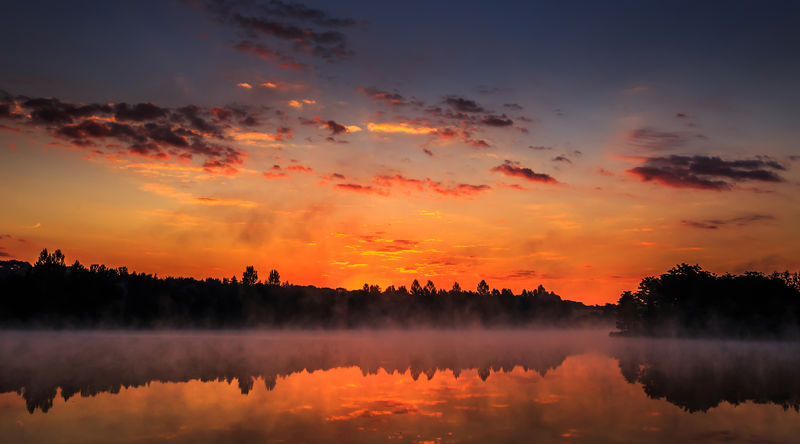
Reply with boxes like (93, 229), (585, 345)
(1, 330), (799, 443)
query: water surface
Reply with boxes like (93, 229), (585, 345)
(1, 330), (799, 443)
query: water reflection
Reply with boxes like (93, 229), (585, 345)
(0, 330), (598, 414)
(612, 338), (800, 413)
(1, 330), (799, 443)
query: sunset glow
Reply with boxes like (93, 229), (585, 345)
(1, 1), (798, 304)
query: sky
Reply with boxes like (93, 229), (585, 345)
(0, 0), (798, 304)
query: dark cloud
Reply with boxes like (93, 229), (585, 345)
(0, 91), (265, 173)
(335, 183), (383, 194)
(490, 161), (558, 184)
(467, 139), (490, 148)
(261, 0), (357, 27)
(325, 120), (347, 135)
(21, 97), (112, 125)
(442, 96), (485, 113)
(232, 41), (309, 71)
(114, 103), (168, 122)
(552, 156), (572, 164)
(358, 87), (413, 106)
(503, 103), (523, 111)
(628, 155), (786, 190)
(682, 214), (775, 229)
(364, 174), (492, 198)
(529, 145), (553, 151)
(481, 115), (513, 127)
(194, 0), (356, 62)
(627, 128), (687, 151)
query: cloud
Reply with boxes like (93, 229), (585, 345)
(140, 183), (256, 207)
(0, 92), (264, 174)
(358, 87), (413, 106)
(195, 0), (356, 62)
(233, 41), (309, 71)
(258, 0), (357, 27)
(503, 103), (523, 111)
(529, 145), (552, 151)
(372, 174), (491, 197)
(287, 164), (313, 173)
(367, 122), (437, 135)
(490, 161), (558, 184)
(481, 115), (513, 127)
(628, 155), (786, 190)
(551, 156), (571, 164)
(334, 183), (385, 194)
(237, 82), (253, 89)
(326, 120), (347, 135)
(681, 214), (775, 229)
(442, 96), (485, 113)
(626, 128), (687, 151)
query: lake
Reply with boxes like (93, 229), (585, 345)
(1, 330), (799, 443)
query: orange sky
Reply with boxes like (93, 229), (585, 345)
(1, 1), (799, 304)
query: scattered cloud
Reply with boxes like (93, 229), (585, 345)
(552, 156), (572, 164)
(443, 96), (485, 113)
(490, 161), (558, 184)
(358, 87), (415, 106)
(682, 214), (775, 229)
(194, 0), (357, 64)
(626, 128), (688, 151)
(481, 115), (513, 127)
(628, 155), (786, 190)
(140, 183), (256, 207)
(0, 92), (268, 174)
(367, 122), (437, 135)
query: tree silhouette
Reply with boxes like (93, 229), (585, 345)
(0, 247), (614, 328)
(424, 280), (436, 296)
(242, 266), (258, 286)
(477, 280), (490, 296)
(34, 248), (65, 268)
(614, 263), (800, 338)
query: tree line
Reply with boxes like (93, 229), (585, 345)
(0, 249), (613, 328)
(614, 263), (800, 338)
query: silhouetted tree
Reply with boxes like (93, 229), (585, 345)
(35, 248), (65, 268)
(614, 263), (800, 338)
(477, 280), (490, 296)
(424, 280), (436, 296)
(268, 269), (280, 285)
(242, 266), (258, 286)
(0, 247), (614, 329)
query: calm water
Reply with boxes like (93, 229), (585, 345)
(1, 330), (799, 443)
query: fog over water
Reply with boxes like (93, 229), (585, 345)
(1, 330), (800, 443)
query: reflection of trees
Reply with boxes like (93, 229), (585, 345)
(612, 338), (800, 412)
(0, 331), (603, 413)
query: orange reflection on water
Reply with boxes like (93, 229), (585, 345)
(3, 351), (800, 444)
